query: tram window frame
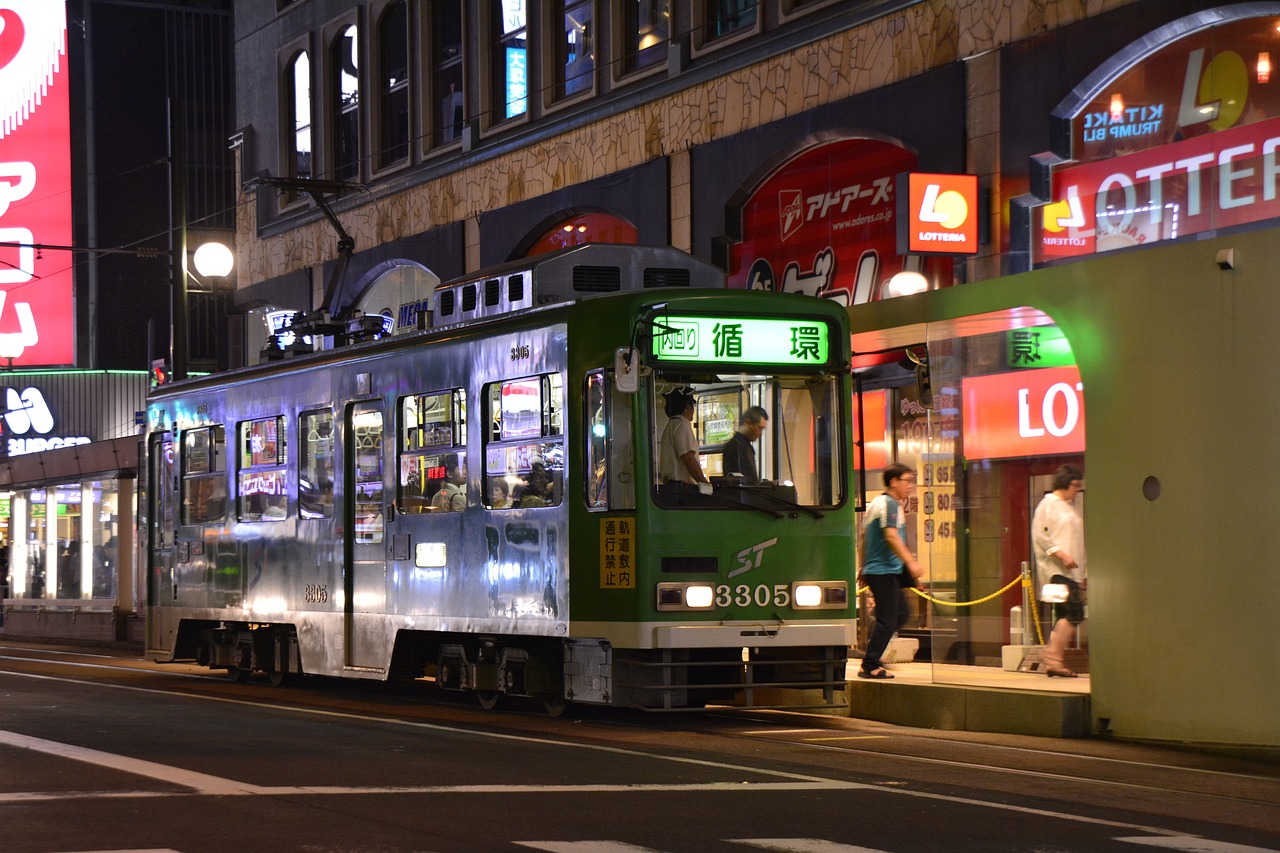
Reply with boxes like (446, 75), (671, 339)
(484, 373), (564, 510)
(299, 409), (336, 520)
(237, 416), (289, 523)
(180, 425), (227, 526)
(398, 389), (468, 513)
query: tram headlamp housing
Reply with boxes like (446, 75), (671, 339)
(791, 581), (848, 609)
(655, 582), (716, 611)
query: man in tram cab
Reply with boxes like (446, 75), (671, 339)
(658, 386), (711, 491)
(1031, 464), (1086, 678)
(721, 405), (769, 484)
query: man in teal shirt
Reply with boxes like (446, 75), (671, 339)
(858, 462), (922, 678)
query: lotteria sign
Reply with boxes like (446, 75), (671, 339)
(651, 315), (832, 367)
(900, 172), (980, 255)
(0, 3), (73, 365)
(961, 366), (1085, 460)
(1037, 14), (1280, 262)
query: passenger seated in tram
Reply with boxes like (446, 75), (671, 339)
(517, 459), (554, 508)
(431, 454), (467, 511)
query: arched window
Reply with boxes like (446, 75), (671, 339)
(288, 51), (312, 180)
(332, 24), (361, 180)
(525, 212), (638, 257)
(377, 2), (409, 168)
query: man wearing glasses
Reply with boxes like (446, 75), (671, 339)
(1032, 464), (1087, 678)
(857, 463), (923, 679)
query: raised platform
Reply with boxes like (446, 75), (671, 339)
(845, 661), (1093, 738)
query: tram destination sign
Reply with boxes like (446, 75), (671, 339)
(652, 315), (831, 366)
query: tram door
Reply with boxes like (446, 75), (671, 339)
(145, 432), (176, 652)
(344, 402), (387, 669)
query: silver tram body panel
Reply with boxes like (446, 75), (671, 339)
(149, 322), (571, 680)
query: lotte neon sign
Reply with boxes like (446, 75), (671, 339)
(0, 3), (74, 366)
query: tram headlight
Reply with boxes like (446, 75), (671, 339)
(655, 582), (716, 611)
(794, 584), (823, 608)
(684, 584), (714, 609)
(791, 581), (848, 609)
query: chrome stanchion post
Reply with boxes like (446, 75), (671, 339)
(1021, 560), (1035, 646)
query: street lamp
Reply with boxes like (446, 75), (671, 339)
(193, 241), (234, 278)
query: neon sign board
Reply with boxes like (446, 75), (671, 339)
(651, 316), (832, 366)
(0, 3), (73, 365)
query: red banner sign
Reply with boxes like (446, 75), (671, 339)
(961, 366), (1085, 460)
(0, 3), (74, 366)
(727, 137), (952, 305)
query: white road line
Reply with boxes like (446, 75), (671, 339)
(1115, 837), (1280, 852)
(516, 844), (658, 852)
(0, 654), (210, 679)
(731, 840), (890, 852)
(0, 730), (263, 795)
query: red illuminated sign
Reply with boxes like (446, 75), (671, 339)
(1036, 15), (1280, 263)
(0, 3), (74, 366)
(901, 173), (979, 255)
(961, 366), (1085, 460)
(726, 137), (953, 306)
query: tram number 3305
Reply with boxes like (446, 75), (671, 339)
(716, 584), (791, 608)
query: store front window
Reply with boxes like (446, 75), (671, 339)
(1, 478), (129, 603)
(854, 308), (1086, 682)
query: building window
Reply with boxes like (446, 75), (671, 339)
(288, 50), (312, 180)
(525, 212), (638, 256)
(332, 24), (361, 180)
(377, 2), (410, 169)
(553, 0), (594, 100)
(430, 0), (464, 147)
(701, 0), (757, 43)
(620, 0), (669, 75)
(492, 0), (529, 123)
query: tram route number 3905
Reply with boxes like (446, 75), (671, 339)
(304, 584), (329, 603)
(716, 583), (791, 608)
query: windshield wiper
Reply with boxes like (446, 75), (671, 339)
(714, 482), (825, 519)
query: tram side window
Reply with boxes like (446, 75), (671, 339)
(181, 426), (227, 525)
(484, 374), (563, 509)
(237, 416), (288, 522)
(299, 410), (335, 519)
(399, 389), (467, 513)
(151, 437), (175, 548)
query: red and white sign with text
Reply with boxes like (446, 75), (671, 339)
(961, 366), (1085, 460)
(0, 3), (74, 366)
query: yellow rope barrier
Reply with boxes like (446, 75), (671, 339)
(855, 573), (1022, 607)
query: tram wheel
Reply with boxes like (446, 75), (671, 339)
(267, 668), (289, 687)
(476, 690), (502, 710)
(540, 694), (567, 717)
(226, 663), (251, 683)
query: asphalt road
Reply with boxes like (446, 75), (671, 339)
(1, 640), (1278, 853)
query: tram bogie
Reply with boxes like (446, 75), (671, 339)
(143, 244), (856, 712)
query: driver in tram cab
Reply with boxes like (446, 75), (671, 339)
(658, 387), (711, 492)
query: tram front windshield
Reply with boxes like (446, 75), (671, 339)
(652, 370), (843, 509)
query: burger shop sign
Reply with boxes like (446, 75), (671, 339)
(1036, 16), (1280, 262)
(1, 387), (90, 456)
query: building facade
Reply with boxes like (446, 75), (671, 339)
(226, 0), (1280, 747)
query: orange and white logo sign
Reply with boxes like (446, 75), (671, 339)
(905, 173), (979, 254)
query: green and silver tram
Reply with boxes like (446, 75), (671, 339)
(143, 244), (855, 712)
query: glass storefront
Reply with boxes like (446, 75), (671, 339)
(2, 478), (133, 604)
(854, 309), (1085, 681)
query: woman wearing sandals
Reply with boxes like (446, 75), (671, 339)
(1031, 464), (1087, 678)
(857, 463), (924, 679)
